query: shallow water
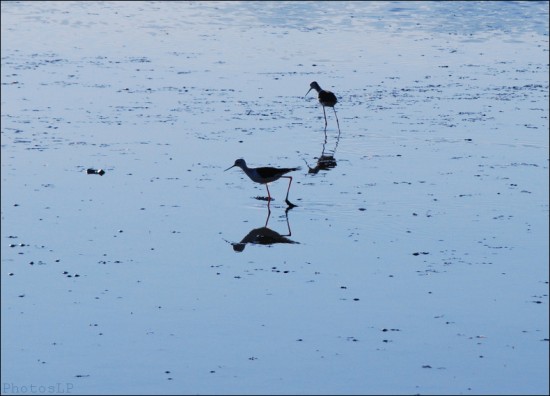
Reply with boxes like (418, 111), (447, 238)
(1, 1), (549, 395)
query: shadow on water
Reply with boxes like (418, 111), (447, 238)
(225, 207), (299, 252)
(304, 125), (341, 175)
(253, 193), (298, 209)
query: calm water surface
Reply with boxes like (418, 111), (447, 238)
(1, 1), (549, 394)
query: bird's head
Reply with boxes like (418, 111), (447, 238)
(225, 158), (246, 171)
(305, 81), (321, 97)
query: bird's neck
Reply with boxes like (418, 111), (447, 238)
(240, 165), (256, 178)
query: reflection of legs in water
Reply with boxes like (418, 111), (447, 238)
(264, 207), (271, 228)
(265, 204), (292, 236)
(267, 206), (292, 236)
(304, 122), (340, 174)
(283, 206), (292, 236)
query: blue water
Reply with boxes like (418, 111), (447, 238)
(2, 2), (548, 394)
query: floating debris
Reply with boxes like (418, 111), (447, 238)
(86, 168), (105, 176)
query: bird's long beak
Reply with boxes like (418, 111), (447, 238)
(305, 87), (312, 98)
(224, 164), (236, 172)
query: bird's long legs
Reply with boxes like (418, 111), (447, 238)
(282, 176), (297, 208)
(264, 178), (296, 209)
(322, 105), (340, 134)
(265, 184), (272, 213)
(284, 176), (292, 201)
(333, 107), (341, 134)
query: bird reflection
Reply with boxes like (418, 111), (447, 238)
(304, 124), (341, 175)
(227, 208), (299, 252)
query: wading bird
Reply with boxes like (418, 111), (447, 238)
(305, 81), (340, 132)
(225, 158), (300, 207)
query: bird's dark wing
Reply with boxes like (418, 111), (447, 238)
(256, 166), (300, 178)
(256, 167), (283, 178)
(319, 90), (337, 106)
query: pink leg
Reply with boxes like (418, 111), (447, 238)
(284, 176), (293, 201)
(282, 176), (296, 207)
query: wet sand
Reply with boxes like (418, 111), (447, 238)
(1, 2), (548, 394)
